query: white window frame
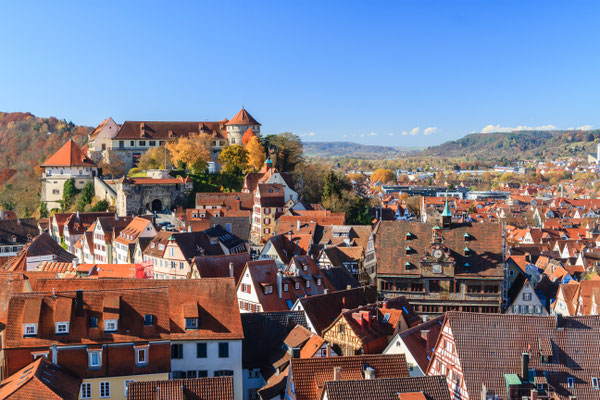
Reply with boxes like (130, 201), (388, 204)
(104, 319), (118, 332)
(81, 382), (92, 399)
(185, 318), (198, 329)
(55, 322), (69, 334)
(88, 350), (102, 368)
(567, 377), (574, 388)
(124, 379), (135, 396)
(100, 381), (111, 398)
(593, 377), (599, 389)
(136, 347), (148, 365)
(23, 323), (37, 336)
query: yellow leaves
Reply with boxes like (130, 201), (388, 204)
(246, 136), (266, 171)
(165, 133), (212, 173)
(370, 168), (396, 184)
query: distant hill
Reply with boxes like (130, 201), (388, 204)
(419, 129), (600, 160)
(303, 141), (419, 159)
(0, 112), (91, 216)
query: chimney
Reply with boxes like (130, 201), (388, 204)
(333, 367), (342, 381)
(556, 314), (563, 329)
(277, 271), (283, 299)
(342, 296), (346, 307)
(521, 352), (530, 381)
(75, 290), (84, 317)
(229, 262), (234, 278)
(530, 389), (539, 400)
(353, 312), (365, 328)
(364, 366), (375, 380)
(51, 343), (58, 365)
(382, 300), (388, 309)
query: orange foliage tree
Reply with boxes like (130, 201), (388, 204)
(246, 136), (266, 171)
(370, 168), (396, 184)
(166, 133), (212, 173)
(242, 128), (256, 146)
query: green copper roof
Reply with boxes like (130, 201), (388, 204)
(433, 225), (442, 230)
(441, 197), (452, 217)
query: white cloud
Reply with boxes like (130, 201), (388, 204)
(480, 124), (559, 134)
(423, 127), (438, 135)
(401, 131), (408, 136)
(388, 132), (395, 136)
(567, 125), (593, 131)
(300, 132), (316, 137)
(368, 131), (377, 136)
(409, 127), (420, 136)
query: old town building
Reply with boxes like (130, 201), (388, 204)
(376, 204), (505, 317)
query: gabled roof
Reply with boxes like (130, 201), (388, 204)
(298, 286), (377, 335)
(0, 357), (81, 400)
(290, 354), (409, 400)
(128, 377), (234, 400)
(40, 139), (96, 168)
(225, 107), (261, 126)
(3, 233), (76, 272)
(241, 311), (308, 369)
(441, 312), (600, 400)
(322, 376), (451, 400)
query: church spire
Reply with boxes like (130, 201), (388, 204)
(441, 192), (452, 229)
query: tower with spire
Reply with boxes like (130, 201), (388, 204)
(441, 194), (452, 229)
(225, 107), (261, 146)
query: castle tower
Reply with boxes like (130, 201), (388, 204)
(225, 107), (261, 146)
(441, 196), (452, 229)
(40, 139), (98, 211)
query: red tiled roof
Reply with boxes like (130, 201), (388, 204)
(376, 221), (504, 278)
(0, 357), (81, 400)
(225, 108), (261, 126)
(128, 377), (234, 400)
(40, 139), (96, 168)
(290, 354), (409, 400)
(114, 120), (228, 140)
(323, 376), (450, 400)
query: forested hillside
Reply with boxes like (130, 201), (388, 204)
(420, 129), (600, 160)
(0, 112), (91, 216)
(303, 141), (418, 159)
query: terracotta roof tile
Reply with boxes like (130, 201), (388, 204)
(323, 376), (450, 400)
(128, 376), (234, 400)
(40, 139), (96, 168)
(290, 354), (410, 400)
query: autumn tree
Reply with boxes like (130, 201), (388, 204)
(138, 146), (173, 170)
(166, 133), (212, 173)
(370, 169), (396, 184)
(218, 145), (249, 175)
(99, 150), (127, 177)
(347, 172), (366, 184)
(242, 128), (256, 146)
(62, 179), (79, 210)
(246, 136), (266, 171)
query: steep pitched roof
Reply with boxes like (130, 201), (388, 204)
(376, 221), (503, 278)
(241, 311), (308, 369)
(192, 252), (250, 283)
(442, 312), (600, 400)
(114, 120), (228, 140)
(225, 108), (261, 126)
(40, 139), (96, 168)
(290, 354), (409, 400)
(128, 377), (234, 400)
(298, 286), (377, 335)
(322, 376), (451, 400)
(0, 357), (81, 400)
(3, 233), (76, 272)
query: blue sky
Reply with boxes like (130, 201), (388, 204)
(1, 1), (599, 147)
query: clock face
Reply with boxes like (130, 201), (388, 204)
(433, 249), (443, 259)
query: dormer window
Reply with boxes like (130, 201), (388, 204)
(317, 279), (322, 286)
(406, 232), (414, 240)
(185, 318), (198, 329)
(23, 323), (37, 336)
(593, 377), (599, 390)
(88, 349), (102, 369)
(89, 317), (98, 328)
(295, 282), (300, 290)
(135, 346), (148, 366)
(144, 314), (153, 326)
(405, 246), (413, 254)
(464, 232), (472, 241)
(104, 319), (118, 332)
(306, 281), (311, 288)
(464, 247), (471, 255)
(303, 264), (308, 272)
(265, 285), (273, 294)
(284, 283), (289, 292)
(55, 322), (69, 334)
